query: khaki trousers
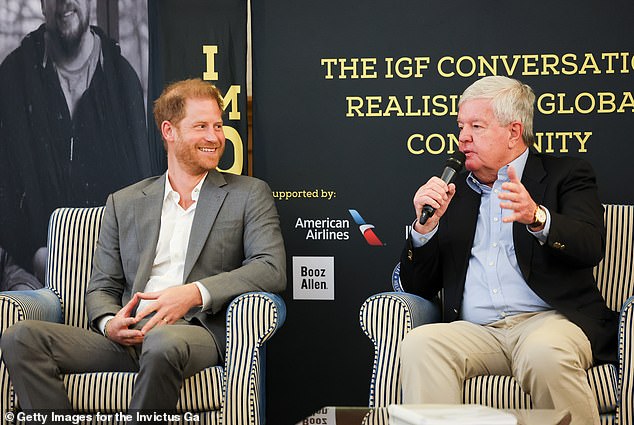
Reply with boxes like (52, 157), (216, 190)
(400, 311), (598, 425)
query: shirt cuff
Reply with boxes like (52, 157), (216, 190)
(194, 281), (212, 311)
(98, 314), (115, 335)
(410, 220), (439, 248)
(527, 206), (551, 245)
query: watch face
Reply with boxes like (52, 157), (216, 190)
(536, 206), (547, 224)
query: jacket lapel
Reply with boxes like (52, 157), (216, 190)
(132, 175), (165, 293)
(514, 152), (547, 281)
(183, 170), (228, 281)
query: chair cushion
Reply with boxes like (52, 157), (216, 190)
(463, 375), (531, 409)
(15, 366), (224, 414)
(587, 363), (618, 414)
(463, 363), (617, 414)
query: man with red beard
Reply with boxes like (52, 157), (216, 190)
(0, 0), (151, 282)
(1, 79), (286, 421)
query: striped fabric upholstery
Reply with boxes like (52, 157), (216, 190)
(58, 367), (224, 413)
(0, 207), (286, 425)
(620, 296), (634, 425)
(461, 363), (618, 411)
(360, 204), (634, 425)
(47, 206), (105, 329)
(223, 292), (287, 425)
(359, 292), (440, 408)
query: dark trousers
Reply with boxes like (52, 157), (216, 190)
(1, 319), (219, 424)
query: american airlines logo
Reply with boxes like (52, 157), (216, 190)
(348, 209), (385, 247)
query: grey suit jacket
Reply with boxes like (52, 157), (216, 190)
(85, 170), (286, 359)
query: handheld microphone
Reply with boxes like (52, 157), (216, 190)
(419, 151), (466, 225)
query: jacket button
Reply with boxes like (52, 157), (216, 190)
(407, 249), (413, 261)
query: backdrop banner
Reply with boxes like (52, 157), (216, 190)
(149, 0), (248, 175)
(0, 0), (247, 290)
(251, 0), (634, 423)
(0, 1), (151, 287)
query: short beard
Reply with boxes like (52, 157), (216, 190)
(52, 17), (90, 56)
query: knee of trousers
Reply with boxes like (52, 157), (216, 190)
(139, 327), (190, 371)
(400, 325), (448, 364)
(0, 321), (44, 363)
(515, 341), (584, 380)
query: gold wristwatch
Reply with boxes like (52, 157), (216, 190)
(530, 204), (547, 228)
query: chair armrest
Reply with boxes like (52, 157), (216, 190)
(0, 288), (63, 331)
(222, 292), (286, 425)
(1, 288), (63, 419)
(618, 295), (634, 425)
(362, 407), (389, 425)
(359, 291), (440, 408)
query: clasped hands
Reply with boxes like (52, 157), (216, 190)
(104, 283), (202, 346)
(413, 165), (539, 234)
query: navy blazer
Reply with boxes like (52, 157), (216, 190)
(400, 152), (618, 364)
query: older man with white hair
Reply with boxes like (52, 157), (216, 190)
(399, 76), (618, 425)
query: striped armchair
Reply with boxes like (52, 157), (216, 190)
(0, 207), (286, 425)
(360, 204), (634, 425)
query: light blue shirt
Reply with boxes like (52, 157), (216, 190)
(411, 149), (552, 325)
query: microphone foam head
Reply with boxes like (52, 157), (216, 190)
(445, 151), (466, 171)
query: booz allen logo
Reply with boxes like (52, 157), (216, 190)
(348, 209), (385, 246)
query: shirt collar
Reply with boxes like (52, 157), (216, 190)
(164, 172), (208, 204)
(467, 148), (529, 194)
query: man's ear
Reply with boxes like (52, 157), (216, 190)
(508, 121), (523, 148)
(161, 121), (175, 144)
